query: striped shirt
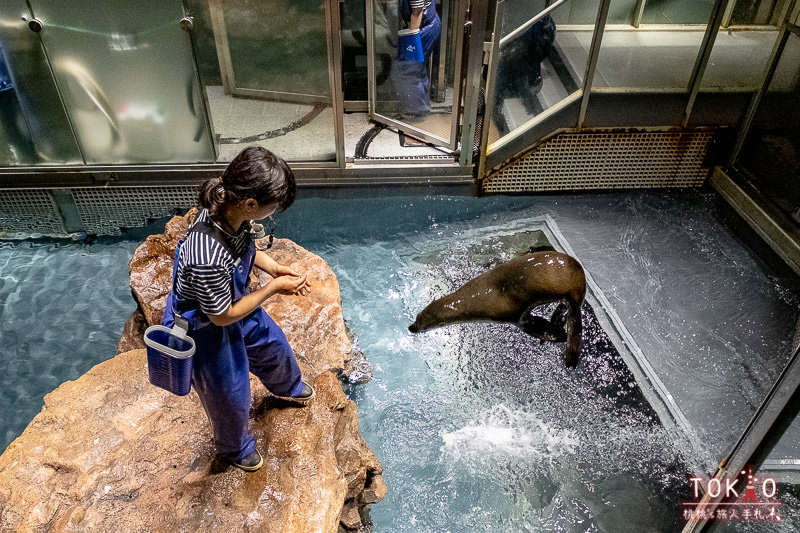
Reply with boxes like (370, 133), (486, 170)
(409, 0), (433, 9)
(174, 209), (251, 316)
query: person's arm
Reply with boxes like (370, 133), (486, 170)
(207, 273), (307, 327)
(254, 250), (283, 277)
(254, 250), (312, 294)
(409, 7), (423, 30)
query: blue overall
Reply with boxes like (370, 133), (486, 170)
(398, 1), (441, 58)
(163, 235), (303, 463)
(416, 4), (441, 59)
(392, 1), (441, 116)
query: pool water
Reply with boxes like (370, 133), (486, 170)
(0, 237), (141, 448)
(310, 204), (691, 531)
(2, 190), (800, 532)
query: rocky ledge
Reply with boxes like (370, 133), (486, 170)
(0, 212), (385, 533)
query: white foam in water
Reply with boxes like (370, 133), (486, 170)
(441, 403), (579, 462)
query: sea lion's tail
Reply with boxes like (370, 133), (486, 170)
(564, 300), (582, 367)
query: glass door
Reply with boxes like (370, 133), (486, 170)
(209, 0), (333, 105)
(367, 0), (467, 151)
(206, 0), (341, 163)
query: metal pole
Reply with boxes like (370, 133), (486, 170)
(681, 0), (729, 128)
(577, 0), (612, 129)
(476, 0), (503, 181)
(633, 0), (646, 28)
(325, 0), (345, 167)
(726, 14), (798, 166)
(459, 0), (491, 168)
(499, 0), (568, 48)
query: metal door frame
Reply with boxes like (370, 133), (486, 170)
(365, 0), (469, 150)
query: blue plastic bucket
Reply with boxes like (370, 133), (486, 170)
(398, 29), (424, 63)
(144, 324), (195, 396)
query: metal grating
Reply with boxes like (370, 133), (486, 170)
(483, 131), (715, 193)
(0, 189), (66, 236)
(72, 186), (199, 235)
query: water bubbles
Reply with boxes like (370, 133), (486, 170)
(441, 403), (580, 462)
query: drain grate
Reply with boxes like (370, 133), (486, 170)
(483, 130), (714, 193)
(0, 189), (65, 236)
(72, 186), (199, 235)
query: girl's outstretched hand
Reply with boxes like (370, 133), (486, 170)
(271, 273), (311, 296)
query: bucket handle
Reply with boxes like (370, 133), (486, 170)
(173, 315), (190, 339)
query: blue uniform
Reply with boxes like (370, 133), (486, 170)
(392, 1), (441, 116)
(162, 222), (303, 463)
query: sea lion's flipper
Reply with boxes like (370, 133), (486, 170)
(550, 301), (570, 329)
(563, 301), (583, 368)
(527, 245), (556, 254)
(517, 312), (567, 342)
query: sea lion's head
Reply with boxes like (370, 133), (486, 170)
(408, 299), (454, 333)
(408, 314), (430, 333)
(408, 307), (439, 333)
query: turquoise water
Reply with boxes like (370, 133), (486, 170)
(2, 191), (800, 531)
(0, 236), (141, 448)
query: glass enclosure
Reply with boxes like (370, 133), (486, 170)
(486, 0), (794, 154)
(735, 28), (800, 247)
(0, 0), (797, 168)
(0, 0), (83, 166)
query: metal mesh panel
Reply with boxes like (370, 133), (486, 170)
(483, 131), (714, 193)
(0, 189), (65, 235)
(72, 186), (199, 235)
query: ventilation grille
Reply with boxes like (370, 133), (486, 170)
(0, 189), (65, 236)
(72, 186), (199, 235)
(483, 131), (714, 193)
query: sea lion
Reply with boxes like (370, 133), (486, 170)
(409, 249), (586, 367)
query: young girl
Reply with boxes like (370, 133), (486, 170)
(163, 147), (313, 472)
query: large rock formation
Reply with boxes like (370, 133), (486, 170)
(0, 212), (385, 532)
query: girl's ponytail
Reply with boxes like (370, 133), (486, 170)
(197, 176), (226, 216)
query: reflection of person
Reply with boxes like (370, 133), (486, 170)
(0, 50), (36, 164)
(393, 0), (441, 117)
(403, 0), (440, 56)
(492, 14), (556, 130)
(162, 147), (314, 472)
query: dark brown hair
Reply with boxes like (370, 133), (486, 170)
(198, 147), (296, 216)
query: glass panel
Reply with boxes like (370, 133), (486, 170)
(490, 0), (586, 141)
(730, 0), (783, 25)
(0, 1), (82, 166)
(590, 5), (716, 90)
(569, 0), (637, 25)
(701, 29), (779, 90)
(30, 0), (214, 165)
(702, 1), (791, 91)
(370, 0), (458, 148)
(0, 45), (38, 165)
(641, 0), (715, 24)
(225, 0), (330, 99)
(205, 0), (337, 162)
(736, 31), (800, 229)
(341, 0), (369, 101)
